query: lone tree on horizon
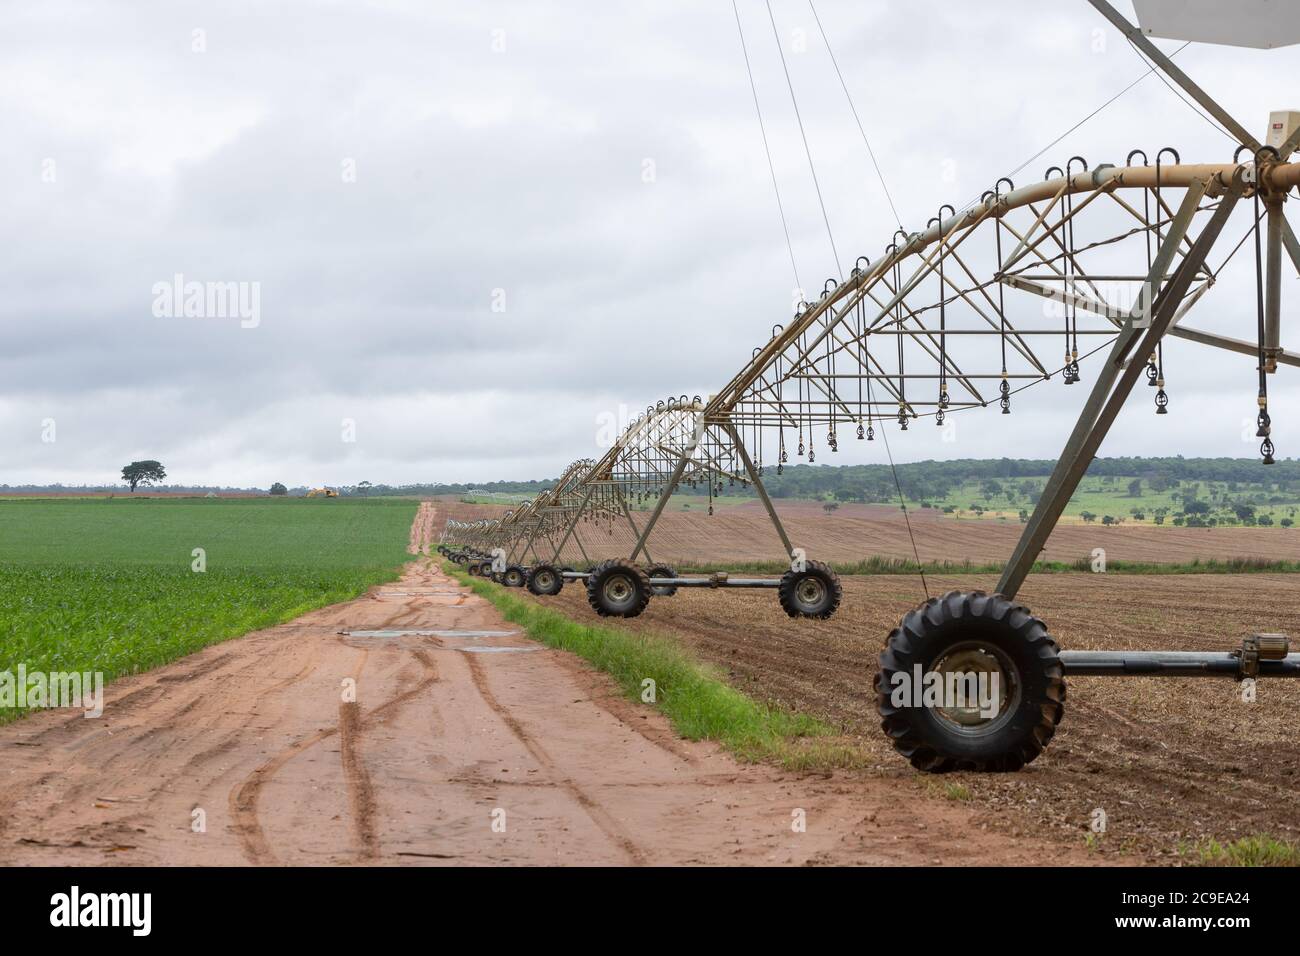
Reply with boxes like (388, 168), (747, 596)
(121, 460), (166, 493)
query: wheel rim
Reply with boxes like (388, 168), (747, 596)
(603, 574), (634, 609)
(929, 642), (1020, 735)
(507, 571), (522, 586)
(795, 576), (826, 609)
(536, 570), (554, 590)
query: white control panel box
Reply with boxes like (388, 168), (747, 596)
(1266, 110), (1300, 157)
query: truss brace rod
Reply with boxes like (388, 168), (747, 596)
(725, 422), (794, 557)
(614, 486), (652, 564)
(1086, 0), (1261, 154)
(552, 484), (594, 563)
(1172, 324), (1300, 368)
(998, 180), (1216, 598)
(1001, 274), (1123, 320)
(630, 444), (693, 562)
(1281, 213), (1300, 279)
(512, 517), (543, 564)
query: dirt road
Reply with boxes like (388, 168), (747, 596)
(0, 505), (1096, 866)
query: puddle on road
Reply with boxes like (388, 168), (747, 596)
(340, 628), (536, 653)
(373, 591), (464, 598)
(457, 646), (539, 654)
(341, 629), (519, 639)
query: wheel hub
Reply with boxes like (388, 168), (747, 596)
(796, 577), (826, 607)
(930, 643), (1017, 732)
(604, 576), (633, 606)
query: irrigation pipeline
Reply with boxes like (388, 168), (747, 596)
(445, 158), (1297, 570)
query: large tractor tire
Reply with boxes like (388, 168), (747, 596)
(777, 560), (842, 618)
(502, 565), (527, 588)
(585, 559), (652, 618)
(875, 590), (1065, 773)
(526, 563), (564, 596)
(467, 561), (483, 576)
(646, 564), (679, 597)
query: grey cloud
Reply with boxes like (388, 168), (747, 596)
(1, 0), (1296, 486)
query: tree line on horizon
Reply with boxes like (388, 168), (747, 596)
(7, 456), (1297, 502)
(334, 456), (1300, 503)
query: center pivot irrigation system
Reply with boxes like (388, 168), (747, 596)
(442, 1), (1300, 772)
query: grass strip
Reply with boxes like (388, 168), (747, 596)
(1180, 835), (1300, 867)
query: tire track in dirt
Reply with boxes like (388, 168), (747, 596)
(338, 702), (378, 859)
(0, 639), (326, 855)
(228, 647), (440, 864)
(229, 725), (339, 864)
(546, 652), (702, 767)
(462, 651), (646, 865)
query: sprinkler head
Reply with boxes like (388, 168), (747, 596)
(1257, 408), (1271, 438)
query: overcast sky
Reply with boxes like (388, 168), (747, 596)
(3, 0), (1299, 488)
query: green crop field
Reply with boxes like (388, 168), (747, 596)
(0, 497), (416, 722)
(901, 474), (1300, 528)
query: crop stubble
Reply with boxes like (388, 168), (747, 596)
(524, 571), (1300, 860)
